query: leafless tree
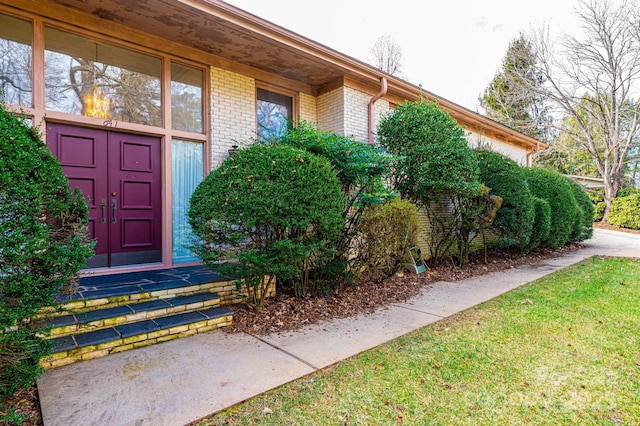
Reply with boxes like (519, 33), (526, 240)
(527, 0), (640, 220)
(369, 35), (404, 77)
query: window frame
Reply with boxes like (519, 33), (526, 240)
(255, 83), (298, 140)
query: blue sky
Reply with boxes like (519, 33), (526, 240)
(225, 0), (580, 111)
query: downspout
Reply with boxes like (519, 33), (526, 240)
(368, 77), (388, 145)
(526, 142), (541, 167)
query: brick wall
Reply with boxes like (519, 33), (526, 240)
(467, 131), (529, 165)
(343, 87), (389, 143)
(317, 87), (345, 135)
(210, 67), (256, 169)
(299, 92), (317, 123)
(317, 86), (389, 143)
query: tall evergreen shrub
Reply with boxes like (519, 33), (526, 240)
(476, 149), (535, 250)
(524, 167), (580, 248)
(377, 100), (480, 264)
(566, 178), (594, 241)
(0, 103), (93, 397)
(525, 197), (551, 252)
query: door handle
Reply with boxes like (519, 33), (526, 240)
(100, 199), (106, 223)
(111, 199), (117, 224)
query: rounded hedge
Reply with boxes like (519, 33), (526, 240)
(377, 100), (479, 202)
(566, 178), (594, 241)
(188, 143), (344, 298)
(476, 149), (535, 250)
(524, 167), (580, 248)
(526, 197), (551, 252)
(608, 194), (640, 229)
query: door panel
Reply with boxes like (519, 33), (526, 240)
(46, 124), (161, 268)
(109, 132), (161, 266)
(47, 125), (109, 268)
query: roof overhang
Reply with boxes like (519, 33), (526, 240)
(6, 0), (546, 152)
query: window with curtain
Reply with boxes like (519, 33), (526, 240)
(256, 88), (292, 141)
(0, 14), (32, 107)
(172, 139), (204, 263)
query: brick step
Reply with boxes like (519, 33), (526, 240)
(36, 268), (235, 316)
(36, 292), (221, 337)
(41, 306), (233, 369)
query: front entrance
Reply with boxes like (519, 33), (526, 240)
(47, 123), (162, 268)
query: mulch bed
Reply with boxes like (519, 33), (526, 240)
(224, 245), (578, 336)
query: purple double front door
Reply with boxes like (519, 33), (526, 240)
(47, 123), (162, 268)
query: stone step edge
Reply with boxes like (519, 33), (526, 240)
(41, 308), (234, 369)
(35, 279), (238, 318)
(41, 293), (221, 338)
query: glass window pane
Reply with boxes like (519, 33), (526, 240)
(257, 88), (292, 141)
(171, 62), (203, 133)
(0, 14), (32, 107)
(172, 139), (204, 263)
(44, 27), (162, 126)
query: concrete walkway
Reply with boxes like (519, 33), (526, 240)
(37, 228), (639, 426)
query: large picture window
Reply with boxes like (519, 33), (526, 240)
(0, 14), (32, 107)
(44, 27), (162, 126)
(256, 88), (292, 141)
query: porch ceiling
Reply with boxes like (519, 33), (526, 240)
(48, 0), (352, 88)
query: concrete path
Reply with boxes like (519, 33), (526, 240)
(37, 228), (639, 426)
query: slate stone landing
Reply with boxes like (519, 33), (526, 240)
(37, 265), (236, 369)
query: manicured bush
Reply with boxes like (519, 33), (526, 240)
(616, 187), (639, 198)
(378, 100), (480, 264)
(351, 197), (420, 283)
(589, 191), (605, 222)
(0, 103), (93, 397)
(378, 100), (479, 202)
(188, 143), (344, 303)
(476, 149), (535, 251)
(608, 194), (640, 229)
(566, 178), (594, 241)
(525, 197), (552, 252)
(524, 167), (580, 248)
(273, 121), (396, 280)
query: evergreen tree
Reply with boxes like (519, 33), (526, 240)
(479, 33), (551, 141)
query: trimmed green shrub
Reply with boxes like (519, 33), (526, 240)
(616, 187), (639, 198)
(525, 197), (551, 252)
(0, 103), (93, 397)
(274, 121), (393, 196)
(188, 143), (344, 303)
(273, 121), (395, 281)
(608, 194), (640, 229)
(351, 197), (420, 283)
(524, 167), (580, 248)
(476, 149), (535, 251)
(589, 191), (605, 222)
(566, 178), (594, 241)
(378, 99), (480, 264)
(378, 100), (479, 203)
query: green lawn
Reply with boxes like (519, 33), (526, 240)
(201, 256), (640, 425)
